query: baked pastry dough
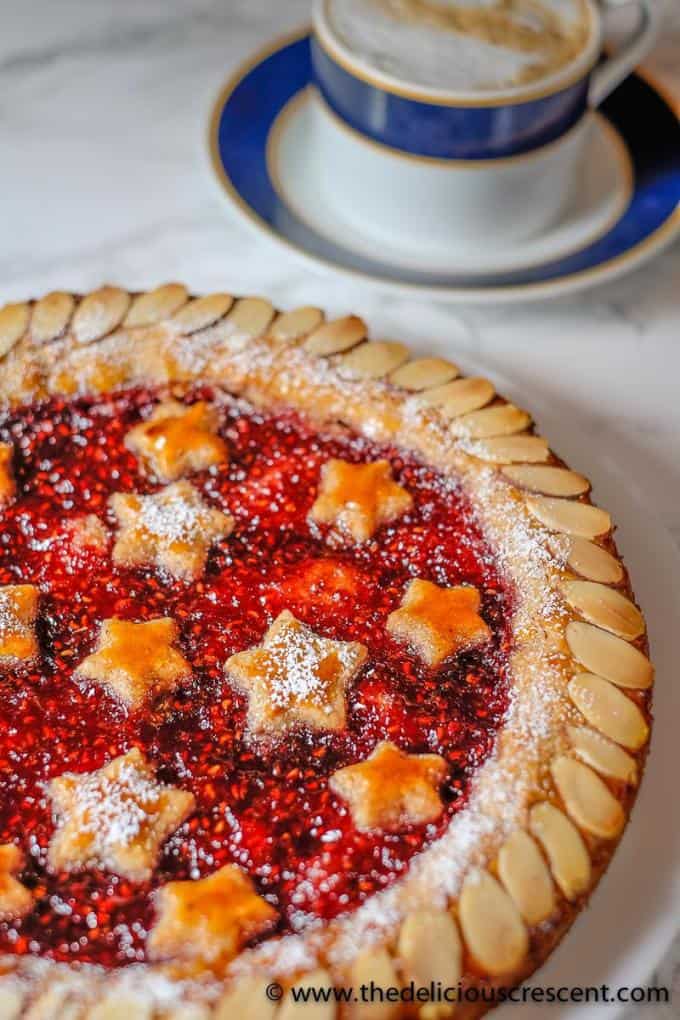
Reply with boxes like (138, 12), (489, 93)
(0, 286), (653, 1018)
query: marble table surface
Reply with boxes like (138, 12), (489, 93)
(0, 0), (678, 1013)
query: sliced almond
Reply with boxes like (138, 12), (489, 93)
(72, 287), (130, 345)
(390, 357), (459, 391)
(566, 621), (653, 690)
(24, 985), (84, 1020)
(568, 672), (649, 750)
(278, 970), (336, 1020)
(563, 581), (644, 641)
(497, 830), (556, 925)
(502, 464), (589, 497)
(416, 378), (469, 409)
(398, 909), (462, 996)
(304, 315), (366, 356)
(351, 948), (401, 1020)
(0, 977), (25, 1020)
(466, 434), (550, 464)
(0, 301), (30, 357)
(339, 341), (410, 380)
(160, 1007), (211, 1020)
(226, 296), (275, 339)
(566, 538), (624, 584)
(31, 291), (75, 344)
(551, 756), (625, 839)
(124, 284), (188, 327)
(452, 403), (531, 439)
(459, 870), (528, 976)
(271, 306), (323, 342)
(214, 977), (277, 1020)
(172, 292), (234, 334)
(434, 377), (495, 419)
(568, 725), (638, 785)
(85, 996), (153, 1020)
(529, 802), (591, 900)
(526, 496), (611, 539)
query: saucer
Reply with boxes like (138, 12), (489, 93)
(209, 29), (680, 303)
(267, 89), (633, 277)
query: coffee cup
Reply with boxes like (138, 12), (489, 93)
(309, 0), (662, 248)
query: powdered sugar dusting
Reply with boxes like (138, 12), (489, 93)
(95, 767), (156, 843)
(265, 623), (358, 713)
(237, 450), (578, 977)
(172, 319), (278, 380)
(0, 304), (597, 998)
(0, 591), (19, 639)
(55, 759), (163, 851)
(136, 484), (221, 544)
(0, 588), (32, 642)
(2, 955), (216, 1012)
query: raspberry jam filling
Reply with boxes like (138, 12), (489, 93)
(0, 386), (512, 967)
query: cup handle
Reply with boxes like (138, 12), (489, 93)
(589, 0), (663, 107)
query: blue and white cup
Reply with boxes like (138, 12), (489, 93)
(310, 0), (662, 248)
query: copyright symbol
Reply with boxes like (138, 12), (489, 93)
(266, 982), (283, 1002)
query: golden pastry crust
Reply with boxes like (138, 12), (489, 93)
(109, 480), (234, 580)
(309, 457), (413, 542)
(64, 513), (110, 553)
(75, 617), (192, 709)
(329, 740), (448, 831)
(147, 864), (277, 966)
(0, 443), (16, 509)
(386, 579), (491, 666)
(0, 845), (32, 922)
(0, 287), (653, 1018)
(125, 399), (229, 482)
(0, 584), (40, 667)
(225, 609), (368, 738)
(47, 748), (195, 882)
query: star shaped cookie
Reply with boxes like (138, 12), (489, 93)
(47, 747), (195, 882)
(0, 844), (32, 922)
(64, 513), (110, 553)
(0, 584), (40, 668)
(110, 480), (234, 580)
(330, 741), (448, 832)
(309, 459), (412, 543)
(225, 610), (367, 738)
(147, 863), (276, 965)
(75, 617), (191, 709)
(0, 442), (16, 508)
(387, 579), (491, 667)
(125, 400), (229, 482)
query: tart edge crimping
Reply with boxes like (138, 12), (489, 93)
(0, 286), (652, 1019)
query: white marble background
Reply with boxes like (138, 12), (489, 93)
(0, 0), (678, 1014)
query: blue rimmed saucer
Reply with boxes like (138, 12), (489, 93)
(208, 28), (680, 303)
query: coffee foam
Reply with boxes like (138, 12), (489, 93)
(327, 0), (590, 92)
